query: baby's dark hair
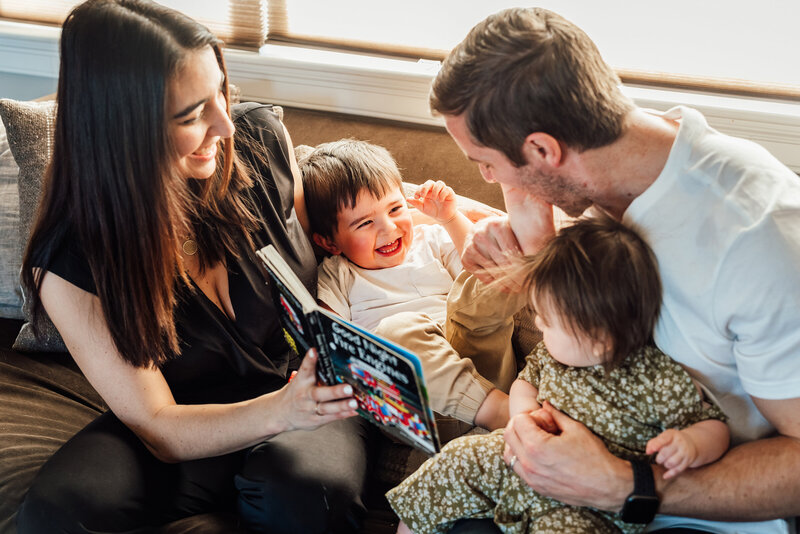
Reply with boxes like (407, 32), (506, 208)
(299, 139), (403, 240)
(523, 213), (662, 368)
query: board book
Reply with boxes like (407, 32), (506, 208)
(256, 245), (440, 455)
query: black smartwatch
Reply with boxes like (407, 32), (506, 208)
(619, 459), (659, 524)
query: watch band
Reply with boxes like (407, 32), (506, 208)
(620, 459), (659, 524)
(630, 458), (655, 497)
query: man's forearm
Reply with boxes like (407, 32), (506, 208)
(657, 435), (800, 521)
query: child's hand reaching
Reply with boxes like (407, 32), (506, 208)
(407, 179), (474, 254)
(645, 428), (698, 479)
(406, 180), (458, 225)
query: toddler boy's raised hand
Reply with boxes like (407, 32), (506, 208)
(406, 179), (459, 224)
(406, 179), (473, 254)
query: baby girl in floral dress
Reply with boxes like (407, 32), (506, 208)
(386, 214), (729, 534)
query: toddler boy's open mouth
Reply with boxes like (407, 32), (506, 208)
(376, 238), (402, 255)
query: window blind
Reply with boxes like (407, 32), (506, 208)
(0, 0), (267, 48)
(2, 0), (798, 100)
(265, 0), (800, 101)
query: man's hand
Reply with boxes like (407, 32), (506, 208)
(461, 216), (524, 291)
(501, 183), (555, 256)
(460, 184), (555, 291)
(503, 401), (631, 511)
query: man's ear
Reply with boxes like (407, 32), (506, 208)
(313, 233), (341, 255)
(522, 132), (564, 168)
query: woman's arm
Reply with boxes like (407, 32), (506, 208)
(40, 271), (356, 463)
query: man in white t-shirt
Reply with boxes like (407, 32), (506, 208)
(431, 7), (800, 534)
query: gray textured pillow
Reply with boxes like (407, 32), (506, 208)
(0, 98), (67, 352)
(0, 116), (24, 319)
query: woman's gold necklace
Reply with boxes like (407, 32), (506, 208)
(182, 238), (198, 256)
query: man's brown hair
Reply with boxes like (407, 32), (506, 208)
(523, 213), (662, 368)
(431, 7), (633, 166)
(299, 139), (403, 240)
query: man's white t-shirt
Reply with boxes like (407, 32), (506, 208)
(316, 224), (462, 332)
(625, 106), (799, 534)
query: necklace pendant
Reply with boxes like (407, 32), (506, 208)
(182, 239), (198, 256)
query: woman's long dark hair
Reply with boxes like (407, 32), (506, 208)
(21, 0), (257, 368)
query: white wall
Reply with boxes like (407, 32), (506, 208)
(0, 72), (56, 100)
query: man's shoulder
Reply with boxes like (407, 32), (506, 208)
(674, 107), (793, 184)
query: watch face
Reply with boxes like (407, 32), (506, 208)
(621, 494), (660, 524)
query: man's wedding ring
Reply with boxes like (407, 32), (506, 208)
(315, 401), (322, 416)
(509, 455), (518, 470)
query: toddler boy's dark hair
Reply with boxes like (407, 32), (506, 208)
(524, 213), (662, 368)
(299, 139), (403, 240)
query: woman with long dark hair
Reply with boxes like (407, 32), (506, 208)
(16, 0), (370, 531)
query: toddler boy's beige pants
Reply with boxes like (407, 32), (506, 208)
(374, 272), (527, 424)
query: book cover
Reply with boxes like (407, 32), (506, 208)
(256, 245), (440, 455)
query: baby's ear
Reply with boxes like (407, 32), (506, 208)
(313, 233), (341, 255)
(591, 332), (613, 360)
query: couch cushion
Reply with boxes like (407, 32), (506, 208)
(282, 107), (506, 210)
(0, 346), (106, 533)
(0, 116), (23, 319)
(0, 99), (66, 353)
